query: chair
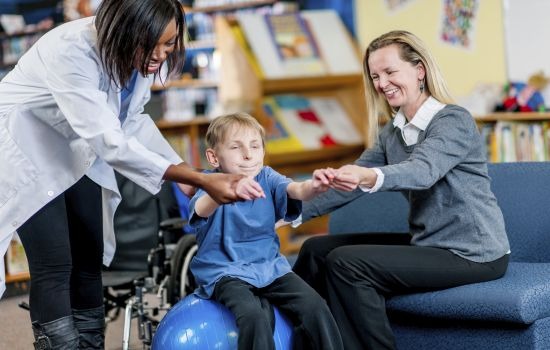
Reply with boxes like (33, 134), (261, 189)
(328, 162), (550, 350)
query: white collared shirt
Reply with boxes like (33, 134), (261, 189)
(362, 97), (446, 192)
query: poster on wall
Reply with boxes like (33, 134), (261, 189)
(440, 0), (478, 49)
(383, 0), (415, 12)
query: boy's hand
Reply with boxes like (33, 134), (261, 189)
(177, 183), (196, 197)
(311, 167), (337, 193)
(235, 177), (266, 200)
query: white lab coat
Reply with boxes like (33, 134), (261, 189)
(0, 17), (182, 297)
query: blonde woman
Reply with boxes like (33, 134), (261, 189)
(293, 30), (510, 350)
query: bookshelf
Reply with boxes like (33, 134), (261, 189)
(152, 1), (284, 168)
(215, 15), (366, 171)
(474, 112), (550, 163)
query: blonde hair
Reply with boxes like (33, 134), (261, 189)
(363, 30), (454, 147)
(206, 112), (266, 149)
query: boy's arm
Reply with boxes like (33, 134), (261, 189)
(286, 168), (334, 201)
(194, 194), (220, 218)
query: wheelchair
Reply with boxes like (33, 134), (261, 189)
(102, 175), (199, 350)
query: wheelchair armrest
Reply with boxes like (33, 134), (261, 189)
(159, 217), (187, 231)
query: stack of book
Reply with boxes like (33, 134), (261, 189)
(480, 121), (550, 162)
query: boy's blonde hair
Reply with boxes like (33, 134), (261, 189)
(206, 112), (266, 149)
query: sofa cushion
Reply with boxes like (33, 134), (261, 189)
(386, 262), (550, 324)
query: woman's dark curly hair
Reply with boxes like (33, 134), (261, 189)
(95, 0), (185, 87)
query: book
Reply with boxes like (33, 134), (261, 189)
(237, 10), (361, 78)
(530, 124), (545, 161)
(486, 121), (549, 162)
(544, 122), (550, 160)
(264, 13), (326, 76)
(238, 12), (287, 78)
(263, 96), (304, 154)
(263, 94), (362, 153)
(301, 10), (362, 75)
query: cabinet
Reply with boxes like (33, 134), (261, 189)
(475, 112), (550, 163)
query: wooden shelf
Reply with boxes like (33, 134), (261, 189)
(186, 0), (276, 14)
(151, 79), (218, 91)
(156, 117), (211, 130)
(475, 112), (550, 122)
(5, 272), (30, 283)
(262, 74), (363, 94)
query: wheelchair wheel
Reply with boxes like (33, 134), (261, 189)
(168, 234), (198, 304)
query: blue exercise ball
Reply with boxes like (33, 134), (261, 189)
(152, 294), (293, 349)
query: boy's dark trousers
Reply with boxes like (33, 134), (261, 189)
(213, 272), (344, 350)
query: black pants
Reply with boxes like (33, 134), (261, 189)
(18, 176), (104, 324)
(213, 272), (343, 350)
(293, 233), (509, 350)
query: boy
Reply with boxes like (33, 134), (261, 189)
(189, 113), (343, 350)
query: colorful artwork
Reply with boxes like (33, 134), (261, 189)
(263, 13), (326, 75)
(441, 0), (478, 48)
(266, 14), (319, 61)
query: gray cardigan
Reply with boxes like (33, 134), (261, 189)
(304, 105), (510, 263)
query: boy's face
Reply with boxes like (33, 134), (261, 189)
(206, 125), (265, 177)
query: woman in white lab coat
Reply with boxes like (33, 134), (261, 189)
(0, 0), (263, 348)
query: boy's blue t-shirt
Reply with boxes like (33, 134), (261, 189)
(189, 166), (301, 298)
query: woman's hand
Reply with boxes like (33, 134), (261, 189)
(200, 172), (263, 204)
(331, 164), (377, 191)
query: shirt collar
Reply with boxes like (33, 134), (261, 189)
(393, 96), (446, 130)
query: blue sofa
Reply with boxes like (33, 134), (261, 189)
(328, 162), (550, 349)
